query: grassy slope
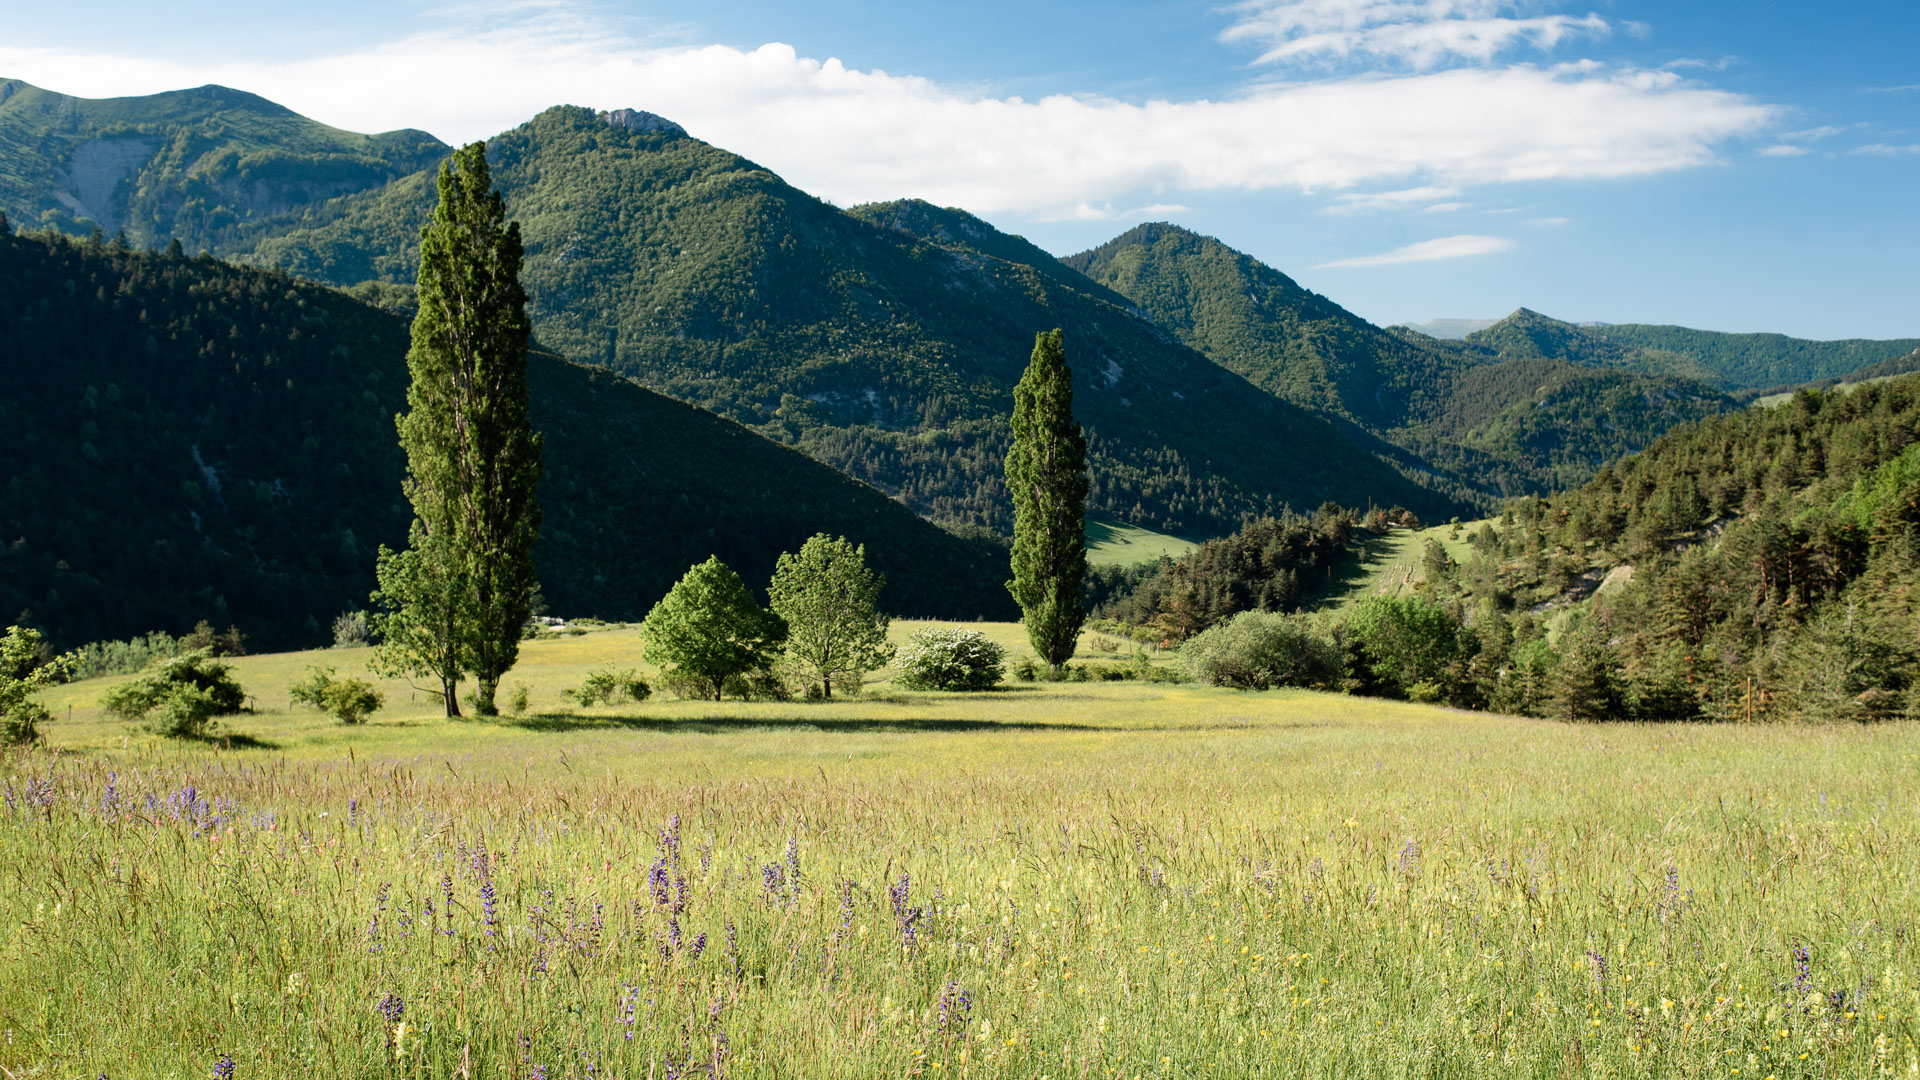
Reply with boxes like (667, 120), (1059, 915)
(1312, 523), (1484, 613)
(9, 627), (1916, 1077)
(1085, 518), (1198, 568)
(38, 620), (1153, 750)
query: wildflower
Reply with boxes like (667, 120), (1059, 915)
(377, 991), (404, 1024)
(211, 1053), (235, 1080)
(392, 1022), (413, 1059)
(937, 979), (972, 1034)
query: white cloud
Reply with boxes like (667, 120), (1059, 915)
(1850, 143), (1920, 156)
(1313, 234), (1512, 267)
(1525, 216), (1571, 226)
(1781, 125), (1843, 141)
(1758, 144), (1809, 157)
(0, 6), (1778, 220)
(1421, 201), (1470, 212)
(1223, 0), (1610, 68)
(1323, 185), (1460, 214)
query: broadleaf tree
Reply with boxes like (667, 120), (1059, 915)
(642, 557), (786, 701)
(1005, 328), (1090, 671)
(768, 534), (895, 699)
(373, 141), (542, 716)
(0, 626), (72, 745)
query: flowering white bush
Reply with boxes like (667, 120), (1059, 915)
(892, 627), (1006, 691)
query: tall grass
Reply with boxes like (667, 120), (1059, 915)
(5, 628), (1917, 1078)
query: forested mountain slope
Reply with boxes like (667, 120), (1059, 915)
(1065, 223), (1733, 498)
(219, 105), (1458, 534)
(0, 78), (447, 252)
(1440, 378), (1920, 721)
(1462, 308), (1918, 392)
(0, 227), (1013, 650)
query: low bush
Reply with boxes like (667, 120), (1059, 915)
(101, 649), (246, 738)
(289, 667), (385, 724)
(894, 628), (1006, 691)
(1180, 611), (1342, 691)
(563, 668), (651, 707)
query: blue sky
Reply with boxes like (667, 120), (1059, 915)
(4, 0), (1916, 338)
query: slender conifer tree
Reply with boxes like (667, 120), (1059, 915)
(1005, 328), (1089, 671)
(374, 142), (541, 716)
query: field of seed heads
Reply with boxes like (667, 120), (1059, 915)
(7, 636), (1919, 1079)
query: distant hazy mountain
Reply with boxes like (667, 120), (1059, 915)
(1063, 224), (1734, 498)
(0, 227), (1014, 649)
(1399, 318), (1499, 340)
(1464, 308), (1919, 393)
(0, 78), (446, 251)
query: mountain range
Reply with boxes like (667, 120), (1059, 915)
(2, 75), (1915, 648)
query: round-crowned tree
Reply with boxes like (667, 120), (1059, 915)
(642, 557), (785, 701)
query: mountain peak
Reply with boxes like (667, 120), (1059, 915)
(598, 108), (686, 137)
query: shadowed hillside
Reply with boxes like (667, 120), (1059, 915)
(0, 227), (1013, 649)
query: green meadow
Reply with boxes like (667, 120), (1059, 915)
(6, 623), (1917, 1079)
(1086, 519), (1198, 568)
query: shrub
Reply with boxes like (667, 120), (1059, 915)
(1, 626), (73, 745)
(101, 649), (246, 738)
(68, 631), (182, 680)
(507, 683), (532, 715)
(289, 667), (386, 724)
(1011, 657), (1040, 682)
(331, 610), (371, 649)
(894, 628), (1006, 691)
(1345, 595), (1463, 694)
(563, 668), (651, 707)
(1180, 611), (1342, 691)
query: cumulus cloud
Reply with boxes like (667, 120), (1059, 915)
(1223, 0), (1610, 68)
(0, 5), (1778, 220)
(1313, 234), (1512, 267)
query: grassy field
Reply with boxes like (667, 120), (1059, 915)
(1314, 522), (1483, 613)
(7, 623), (1918, 1079)
(1086, 518), (1199, 568)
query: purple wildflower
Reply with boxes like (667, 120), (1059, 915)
(377, 992), (404, 1024)
(211, 1053), (234, 1080)
(937, 979), (972, 1034)
(1793, 945), (1812, 994)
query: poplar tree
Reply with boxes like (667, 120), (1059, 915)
(1005, 328), (1089, 672)
(373, 142), (542, 716)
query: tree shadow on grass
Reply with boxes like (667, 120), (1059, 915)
(499, 713), (1115, 735)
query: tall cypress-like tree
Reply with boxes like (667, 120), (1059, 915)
(1006, 328), (1089, 671)
(374, 142), (541, 716)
